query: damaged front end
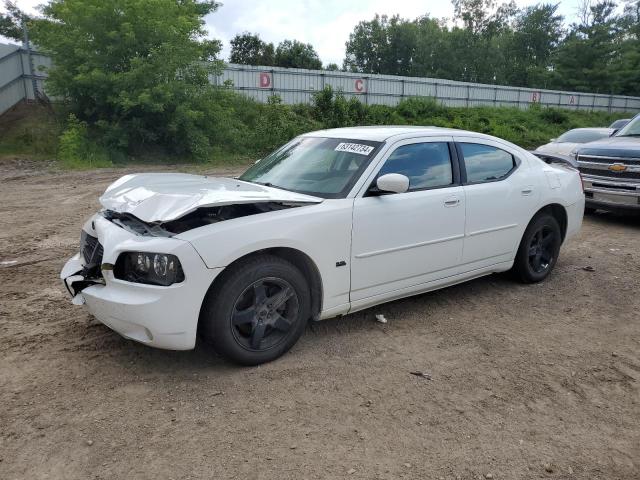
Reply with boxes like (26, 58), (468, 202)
(59, 173), (325, 350)
(62, 199), (314, 299)
(102, 201), (306, 237)
(61, 230), (106, 301)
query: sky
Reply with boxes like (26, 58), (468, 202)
(3, 0), (583, 65)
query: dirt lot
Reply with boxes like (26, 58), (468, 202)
(1, 157), (639, 480)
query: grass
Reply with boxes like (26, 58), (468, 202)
(0, 96), (629, 170)
(0, 102), (60, 158)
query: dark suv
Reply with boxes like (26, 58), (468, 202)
(577, 113), (640, 213)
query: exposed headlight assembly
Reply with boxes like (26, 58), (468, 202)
(114, 252), (185, 286)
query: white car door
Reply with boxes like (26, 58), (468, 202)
(454, 137), (540, 267)
(350, 137), (465, 302)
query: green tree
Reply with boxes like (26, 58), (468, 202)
(502, 4), (564, 87)
(324, 63), (340, 71)
(450, 0), (519, 83)
(0, 1), (27, 41)
(553, 1), (620, 93)
(229, 32), (275, 66)
(343, 14), (394, 73)
(344, 14), (419, 76)
(411, 16), (450, 78)
(613, 0), (640, 95)
(30, 0), (223, 159)
(274, 39), (322, 69)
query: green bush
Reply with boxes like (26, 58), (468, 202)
(31, 0), (223, 161)
(396, 97), (445, 119)
(57, 114), (112, 169)
(539, 107), (569, 125)
(2, 91), (628, 166)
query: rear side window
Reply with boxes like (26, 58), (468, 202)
(460, 143), (516, 183)
(378, 142), (453, 190)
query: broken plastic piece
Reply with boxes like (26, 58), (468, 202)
(375, 314), (387, 324)
(409, 371), (432, 380)
(72, 294), (85, 305)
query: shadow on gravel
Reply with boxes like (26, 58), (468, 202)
(585, 210), (640, 229)
(88, 273), (516, 373)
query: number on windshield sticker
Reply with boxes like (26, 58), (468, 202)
(334, 142), (375, 156)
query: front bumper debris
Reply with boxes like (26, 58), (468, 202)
(60, 214), (223, 350)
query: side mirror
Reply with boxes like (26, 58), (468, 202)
(376, 173), (410, 194)
(610, 129), (619, 137)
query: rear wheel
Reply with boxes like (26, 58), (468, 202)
(200, 255), (310, 365)
(512, 213), (562, 283)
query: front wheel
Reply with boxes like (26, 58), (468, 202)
(200, 255), (311, 365)
(512, 213), (562, 283)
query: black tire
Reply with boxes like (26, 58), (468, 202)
(200, 255), (311, 365)
(512, 213), (562, 283)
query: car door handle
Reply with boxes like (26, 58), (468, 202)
(444, 197), (460, 207)
(521, 188), (533, 196)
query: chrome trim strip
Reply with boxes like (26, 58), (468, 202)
(581, 174), (640, 186)
(584, 187), (640, 197)
(354, 233), (465, 259)
(578, 161), (640, 172)
(578, 154), (640, 162)
(468, 223), (518, 237)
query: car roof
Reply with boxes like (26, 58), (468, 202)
(302, 126), (498, 142)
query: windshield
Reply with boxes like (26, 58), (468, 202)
(616, 115), (640, 137)
(239, 137), (382, 198)
(609, 119), (629, 129)
(556, 129), (610, 143)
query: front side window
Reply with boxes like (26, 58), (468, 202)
(377, 142), (453, 190)
(239, 137), (382, 198)
(460, 143), (516, 183)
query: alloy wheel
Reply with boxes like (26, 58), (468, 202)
(230, 277), (300, 351)
(527, 225), (556, 274)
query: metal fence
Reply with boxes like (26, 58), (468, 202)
(216, 64), (640, 112)
(1, 42), (639, 116)
(0, 44), (50, 115)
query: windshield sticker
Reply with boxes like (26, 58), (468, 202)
(335, 142), (375, 156)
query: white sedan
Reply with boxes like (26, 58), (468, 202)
(61, 127), (585, 365)
(535, 127), (613, 157)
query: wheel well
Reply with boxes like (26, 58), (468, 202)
(202, 248), (323, 322)
(537, 203), (568, 241)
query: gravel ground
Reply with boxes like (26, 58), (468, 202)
(1, 158), (639, 480)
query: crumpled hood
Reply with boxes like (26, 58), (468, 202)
(577, 136), (640, 158)
(100, 173), (323, 223)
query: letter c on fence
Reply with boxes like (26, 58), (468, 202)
(259, 72), (272, 88)
(355, 79), (364, 93)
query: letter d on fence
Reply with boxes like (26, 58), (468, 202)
(259, 72), (272, 88)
